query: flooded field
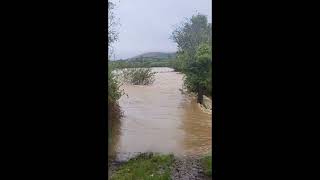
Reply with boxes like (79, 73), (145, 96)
(109, 67), (212, 161)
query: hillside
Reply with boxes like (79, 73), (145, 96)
(128, 52), (176, 60)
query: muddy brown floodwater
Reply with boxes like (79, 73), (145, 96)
(109, 67), (212, 161)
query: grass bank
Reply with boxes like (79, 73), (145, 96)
(110, 153), (174, 180)
(200, 154), (212, 177)
(109, 153), (212, 180)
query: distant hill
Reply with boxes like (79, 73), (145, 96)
(127, 52), (176, 60)
(111, 52), (177, 68)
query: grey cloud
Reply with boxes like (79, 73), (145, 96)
(111, 0), (212, 59)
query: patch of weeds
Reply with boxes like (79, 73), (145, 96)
(200, 154), (212, 177)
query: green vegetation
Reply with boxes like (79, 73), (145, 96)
(110, 57), (175, 69)
(130, 52), (176, 59)
(107, 0), (122, 150)
(110, 153), (174, 180)
(110, 52), (177, 69)
(107, 0), (121, 104)
(107, 2), (213, 178)
(122, 68), (156, 85)
(201, 154), (212, 177)
(183, 43), (212, 102)
(171, 14), (212, 103)
(107, 0), (122, 106)
(108, 65), (123, 104)
(110, 153), (212, 179)
(108, 1), (118, 55)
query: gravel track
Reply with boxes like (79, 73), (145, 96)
(171, 156), (211, 180)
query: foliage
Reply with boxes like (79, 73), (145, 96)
(171, 14), (211, 61)
(108, 66), (123, 104)
(171, 14), (212, 101)
(122, 68), (156, 85)
(107, 0), (122, 104)
(184, 43), (212, 95)
(110, 153), (174, 180)
(108, 1), (119, 56)
(201, 154), (212, 177)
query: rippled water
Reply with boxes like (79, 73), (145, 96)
(109, 67), (212, 161)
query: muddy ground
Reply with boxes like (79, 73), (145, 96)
(171, 156), (211, 180)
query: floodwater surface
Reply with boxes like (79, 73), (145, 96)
(109, 67), (211, 161)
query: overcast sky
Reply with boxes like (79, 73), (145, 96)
(111, 0), (212, 59)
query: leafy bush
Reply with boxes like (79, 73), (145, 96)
(181, 43), (212, 102)
(122, 68), (156, 85)
(108, 65), (123, 104)
(171, 14), (212, 100)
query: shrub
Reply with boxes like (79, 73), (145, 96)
(108, 67), (123, 104)
(122, 68), (156, 85)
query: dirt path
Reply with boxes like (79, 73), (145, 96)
(108, 160), (123, 179)
(171, 156), (211, 180)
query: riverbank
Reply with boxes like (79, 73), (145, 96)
(108, 153), (212, 180)
(179, 88), (212, 114)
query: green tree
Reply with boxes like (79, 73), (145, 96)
(107, 1), (123, 153)
(171, 14), (212, 103)
(184, 43), (211, 103)
(107, 0), (122, 104)
(108, 1), (118, 56)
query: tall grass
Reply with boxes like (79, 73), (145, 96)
(201, 154), (212, 176)
(110, 153), (174, 180)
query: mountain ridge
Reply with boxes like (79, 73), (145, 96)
(126, 52), (176, 60)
